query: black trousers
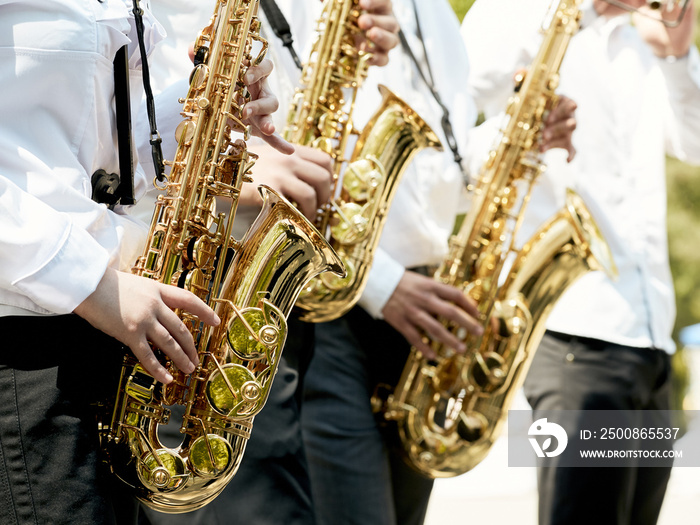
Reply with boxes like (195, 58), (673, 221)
(0, 314), (139, 525)
(523, 330), (673, 525)
(302, 307), (434, 525)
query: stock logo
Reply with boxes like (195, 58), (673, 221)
(528, 418), (568, 458)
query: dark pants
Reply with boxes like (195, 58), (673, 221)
(523, 331), (673, 525)
(140, 314), (317, 525)
(302, 307), (434, 525)
(0, 314), (139, 525)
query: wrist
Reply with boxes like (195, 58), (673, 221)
(659, 49), (691, 62)
(652, 44), (691, 60)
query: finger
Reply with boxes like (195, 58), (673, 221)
(281, 176), (318, 219)
(257, 132), (295, 155)
(358, 12), (400, 35)
(541, 118), (577, 160)
(436, 284), (482, 322)
(358, 0), (394, 16)
(254, 115), (277, 136)
(548, 96), (577, 121)
(401, 323), (437, 360)
(361, 23), (400, 58)
(130, 338), (174, 384)
(543, 136), (575, 154)
(546, 108), (576, 133)
(295, 145), (334, 172)
(159, 285), (220, 327)
(244, 59), (274, 86)
(188, 44), (195, 64)
(363, 13), (401, 39)
(429, 298), (483, 339)
(242, 94), (280, 123)
(148, 325), (196, 375)
(291, 148), (333, 206)
(542, 117), (576, 144)
(363, 34), (394, 66)
(417, 312), (467, 354)
(155, 307), (199, 369)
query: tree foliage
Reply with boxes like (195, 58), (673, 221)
(448, 0), (475, 21)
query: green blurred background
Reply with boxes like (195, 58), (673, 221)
(451, 0), (700, 410)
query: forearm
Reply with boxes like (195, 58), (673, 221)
(659, 46), (700, 164)
(357, 248), (405, 319)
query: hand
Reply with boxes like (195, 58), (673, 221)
(542, 95), (578, 162)
(73, 268), (220, 384)
(243, 143), (333, 220)
(381, 270), (483, 360)
(634, 1), (696, 58)
(357, 0), (400, 67)
(242, 59), (295, 154)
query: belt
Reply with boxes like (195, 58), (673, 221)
(545, 330), (610, 351)
(0, 314), (126, 401)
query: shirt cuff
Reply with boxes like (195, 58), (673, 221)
(12, 222), (110, 314)
(357, 249), (405, 319)
(656, 46), (700, 89)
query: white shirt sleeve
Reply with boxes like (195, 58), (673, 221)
(0, 0), (151, 316)
(357, 248), (405, 319)
(658, 46), (700, 165)
(0, 177), (113, 314)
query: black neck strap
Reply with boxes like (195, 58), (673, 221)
(113, 44), (135, 205)
(96, 0), (165, 207)
(259, 0), (303, 70)
(132, 0), (165, 184)
(399, 1), (469, 186)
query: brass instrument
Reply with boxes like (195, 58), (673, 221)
(97, 0), (344, 513)
(605, 0), (691, 27)
(374, 0), (618, 478)
(285, 0), (443, 323)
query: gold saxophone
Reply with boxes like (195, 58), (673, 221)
(97, 0), (344, 513)
(285, 0), (443, 323)
(373, 0), (618, 478)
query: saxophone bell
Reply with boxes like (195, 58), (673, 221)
(296, 84), (442, 322)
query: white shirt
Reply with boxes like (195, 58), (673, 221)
(356, 0), (478, 318)
(144, 0), (213, 94)
(146, 0), (318, 96)
(462, 0), (700, 352)
(141, 0), (478, 319)
(0, 0), (163, 316)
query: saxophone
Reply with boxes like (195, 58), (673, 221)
(373, 0), (617, 478)
(285, 0), (443, 323)
(97, 0), (344, 513)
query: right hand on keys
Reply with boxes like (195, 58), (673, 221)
(74, 268), (220, 384)
(381, 270), (484, 360)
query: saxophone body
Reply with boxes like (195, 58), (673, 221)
(97, 0), (344, 512)
(375, 0), (617, 478)
(285, 0), (443, 323)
